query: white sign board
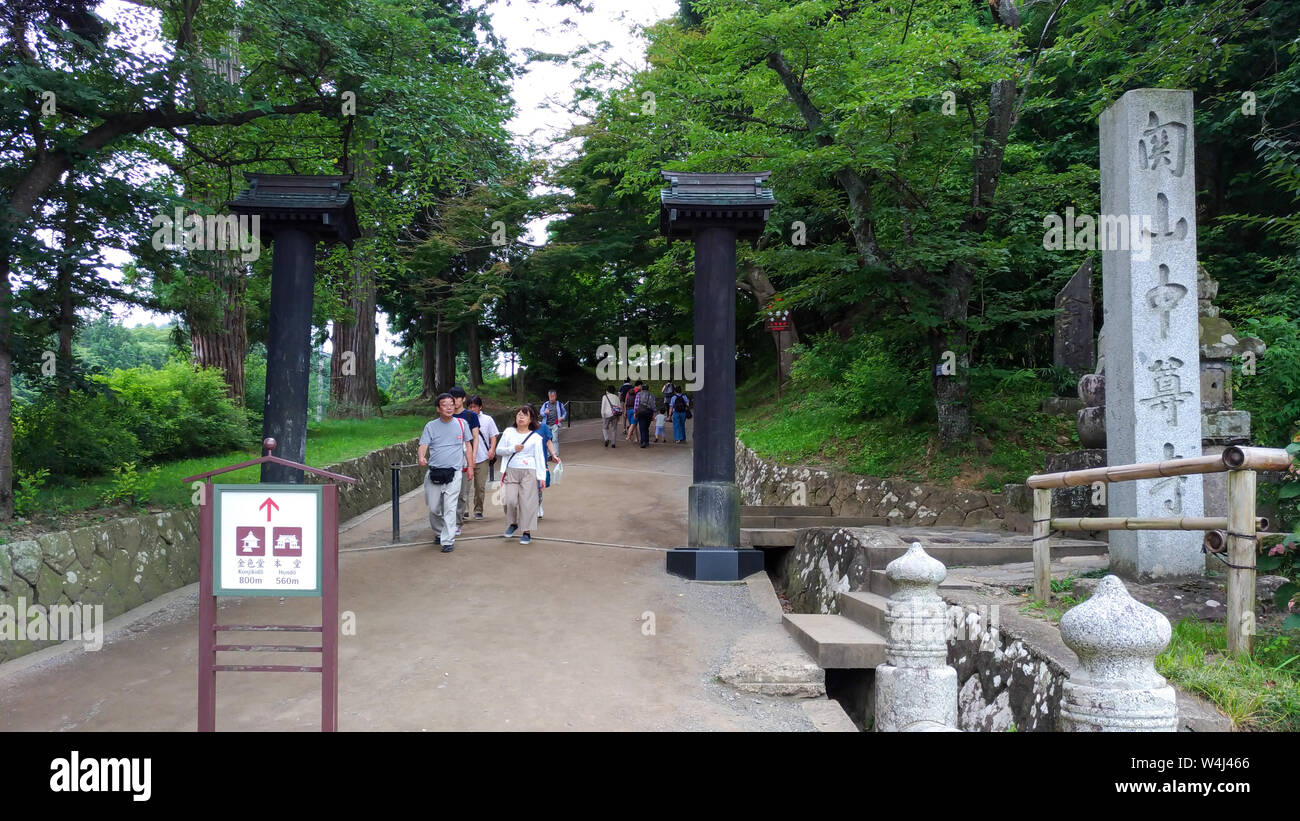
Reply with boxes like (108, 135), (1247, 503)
(213, 484), (323, 596)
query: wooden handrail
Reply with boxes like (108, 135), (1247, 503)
(1026, 446), (1291, 489)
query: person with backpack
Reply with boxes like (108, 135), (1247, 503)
(449, 386), (480, 529)
(467, 396), (499, 519)
(669, 390), (690, 443)
(623, 382), (642, 444)
(497, 405), (547, 545)
(539, 389), (566, 452)
(634, 384), (656, 448)
(417, 393), (473, 553)
(600, 385), (621, 448)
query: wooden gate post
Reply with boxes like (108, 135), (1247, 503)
(1225, 469), (1257, 656)
(1032, 487), (1053, 602)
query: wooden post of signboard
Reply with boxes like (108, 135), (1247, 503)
(198, 479), (216, 733)
(321, 483), (339, 732)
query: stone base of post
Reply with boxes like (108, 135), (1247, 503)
(875, 666), (958, 732)
(1059, 684), (1177, 732)
(687, 482), (739, 547)
(667, 482), (762, 580)
(665, 547), (764, 581)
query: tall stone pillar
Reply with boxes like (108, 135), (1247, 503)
(659, 171), (775, 581)
(1099, 90), (1204, 579)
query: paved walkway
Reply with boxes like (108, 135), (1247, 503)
(0, 418), (842, 732)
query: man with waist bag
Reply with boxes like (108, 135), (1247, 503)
(418, 392), (473, 553)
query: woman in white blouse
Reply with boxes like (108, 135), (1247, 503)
(497, 405), (548, 545)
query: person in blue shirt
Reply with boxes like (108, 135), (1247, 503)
(538, 390), (566, 453)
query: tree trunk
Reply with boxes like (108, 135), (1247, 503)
(929, 261), (974, 446)
(189, 257), (248, 404)
(741, 263), (800, 383)
(55, 225), (75, 399)
(0, 249), (14, 519)
(328, 256), (381, 418)
(467, 322), (482, 389)
(435, 314), (455, 393)
(419, 311), (438, 400)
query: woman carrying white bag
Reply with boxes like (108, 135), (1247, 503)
(600, 384), (620, 448)
(498, 405), (548, 545)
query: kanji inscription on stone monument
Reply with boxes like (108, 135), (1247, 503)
(1100, 88), (1205, 579)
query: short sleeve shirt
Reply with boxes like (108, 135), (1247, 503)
(475, 413), (500, 464)
(420, 417), (468, 469)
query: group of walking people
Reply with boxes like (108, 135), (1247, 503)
(600, 380), (691, 449)
(418, 387), (563, 552)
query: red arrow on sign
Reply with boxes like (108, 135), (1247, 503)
(259, 497), (279, 522)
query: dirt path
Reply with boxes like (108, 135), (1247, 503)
(0, 418), (830, 732)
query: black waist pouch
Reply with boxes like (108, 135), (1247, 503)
(428, 466), (456, 484)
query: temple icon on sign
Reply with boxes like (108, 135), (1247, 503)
(235, 526), (266, 556)
(272, 527), (304, 557)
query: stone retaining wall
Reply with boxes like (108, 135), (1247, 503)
(307, 438), (422, 521)
(736, 440), (1008, 528)
(1, 437), (421, 663)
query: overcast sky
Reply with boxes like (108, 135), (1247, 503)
(113, 0), (679, 362)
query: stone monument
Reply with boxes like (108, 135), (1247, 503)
(1054, 258), (1095, 379)
(1196, 265), (1264, 522)
(1100, 89), (1204, 579)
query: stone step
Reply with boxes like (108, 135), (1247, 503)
(867, 538), (1107, 569)
(740, 505), (834, 517)
(740, 515), (888, 529)
(868, 569), (980, 597)
(740, 528), (798, 548)
(782, 614), (887, 669)
(838, 591), (889, 635)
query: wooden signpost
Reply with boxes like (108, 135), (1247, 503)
(184, 438), (356, 732)
(764, 309), (791, 401)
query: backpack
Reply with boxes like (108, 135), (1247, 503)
(673, 394), (688, 415)
(635, 389), (654, 419)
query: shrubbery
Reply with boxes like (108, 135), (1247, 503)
(14, 361), (250, 479)
(788, 331), (930, 423)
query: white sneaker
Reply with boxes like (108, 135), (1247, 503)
(538, 506), (544, 519)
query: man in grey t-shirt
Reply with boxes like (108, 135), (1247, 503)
(418, 393), (473, 552)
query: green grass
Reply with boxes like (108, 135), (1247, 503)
(735, 365), (1075, 489)
(1156, 618), (1300, 731)
(1019, 593), (1083, 624)
(31, 414), (426, 516)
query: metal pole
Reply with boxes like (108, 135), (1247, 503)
(391, 463), (401, 544)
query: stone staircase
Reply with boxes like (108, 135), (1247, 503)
(742, 504), (1106, 671)
(739, 505), (887, 548)
(781, 568), (978, 669)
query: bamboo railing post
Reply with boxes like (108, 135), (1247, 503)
(1033, 488), (1052, 602)
(1225, 469), (1257, 656)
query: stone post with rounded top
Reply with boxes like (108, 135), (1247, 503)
(1058, 575), (1177, 731)
(874, 542), (959, 732)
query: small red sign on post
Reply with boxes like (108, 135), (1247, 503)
(764, 308), (791, 333)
